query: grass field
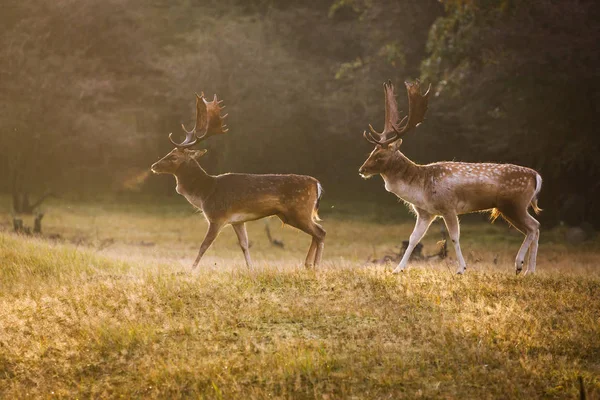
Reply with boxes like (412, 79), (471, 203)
(1, 197), (599, 398)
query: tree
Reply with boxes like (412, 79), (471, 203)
(0, 0), (164, 211)
(420, 0), (600, 224)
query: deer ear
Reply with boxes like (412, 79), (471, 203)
(186, 149), (208, 160)
(390, 139), (403, 151)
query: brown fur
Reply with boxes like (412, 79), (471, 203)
(152, 148), (325, 269)
(360, 144), (543, 274)
(360, 135), (543, 275)
(361, 79), (543, 274)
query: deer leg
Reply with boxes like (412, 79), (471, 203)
(283, 216), (326, 268)
(305, 238), (318, 267)
(393, 209), (434, 273)
(302, 222), (326, 268)
(514, 213), (540, 274)
(498, 207), (540, 274)
(232, 223), (253, 269)
(312, 223), (326, 267)
(442, 213), (467, 274)
(527, 228), (540, 274)
(192, 222), (223, 269)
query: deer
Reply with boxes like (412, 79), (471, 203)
(358, 80), (542, 275)
(151, 93), (326, 269)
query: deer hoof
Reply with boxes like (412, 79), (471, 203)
(515, 260), (525, 275)
(516, 263), (524, 274)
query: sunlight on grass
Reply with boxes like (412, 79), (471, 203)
(0, 198), (599, 398)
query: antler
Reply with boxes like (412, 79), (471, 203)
(364, 79), (431, 146)
(169, 93), (229, 148)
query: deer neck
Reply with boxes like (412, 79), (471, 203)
(173, 160), (216, 205)
(380, 151), (427, 205)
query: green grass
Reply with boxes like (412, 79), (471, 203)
(0, 198), (599, 398)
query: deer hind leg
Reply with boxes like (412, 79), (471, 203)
(312, 223), (326, 266)
(232, 223), (253, 269)
(305, 237), (318, 267)
(304, 222), (326, 267)
(393, 208), (435, 274)
(192, 222), (224, 269)
(442, 213), (468, 274)
(515, 213), (540, 274)
(497, 206), (540, 274)
(282, 213), (326, 268)
(527, 228), (540, 274)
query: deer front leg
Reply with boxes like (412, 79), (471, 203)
(393, 209), (434, 274)
(442, 213), (467, 274)
(192, 222), (223, 269)
(232, 223), (253, 269)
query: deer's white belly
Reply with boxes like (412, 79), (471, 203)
(228, 213), (261, 223)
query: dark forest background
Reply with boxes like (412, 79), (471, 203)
(1, 0), (598, 226)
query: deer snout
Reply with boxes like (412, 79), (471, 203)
(358, 166), (372, 179)
(150, 161), (163, 174)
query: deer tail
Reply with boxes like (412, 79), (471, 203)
(312, 181), (323, 222)
(531, 172), (543, 214)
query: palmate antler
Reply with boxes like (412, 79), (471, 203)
(169, 93), (229, 148)
(364, 80), (431, 146)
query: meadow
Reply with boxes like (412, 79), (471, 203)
(0, 197), (599, 399)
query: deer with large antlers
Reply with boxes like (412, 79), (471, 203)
(359, 80), (542, 274)
(151, 93), (326, 268)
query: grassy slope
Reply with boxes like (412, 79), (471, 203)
(1, 199), (599, 398)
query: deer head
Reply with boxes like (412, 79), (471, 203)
(151, 93), (228, 174)
(359, 80), (430, 178)
(150, 148), (207, 174)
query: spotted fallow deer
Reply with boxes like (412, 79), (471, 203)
(151, 93), (325, 269)
(359, 80), (542, 274)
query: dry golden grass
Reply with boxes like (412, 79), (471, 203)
(1, 197), (599, 398)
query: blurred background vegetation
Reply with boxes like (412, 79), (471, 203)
(1, 0), (598, 227)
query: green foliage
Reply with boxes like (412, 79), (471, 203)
(378, 41), (406, 68)
(419, 0), (600, 223)
(0, 0), (598, 224)
(335, 57), (364, 80)
(328, 0), (365, 19)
